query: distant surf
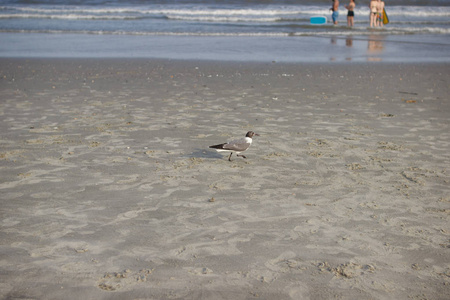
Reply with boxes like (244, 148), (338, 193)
(1, 2), (449, 37)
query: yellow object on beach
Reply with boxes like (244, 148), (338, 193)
(383, 8), (389, 25)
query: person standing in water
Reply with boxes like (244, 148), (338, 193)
(345, 0), (355, 27)
(330, 0), (340, 25)
(369, 0), (378, 27)
(377, 0), (385, 27)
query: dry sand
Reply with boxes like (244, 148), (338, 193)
(0, 58), (449, 299)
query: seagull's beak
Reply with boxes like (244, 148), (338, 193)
(254, 133), (260, 136)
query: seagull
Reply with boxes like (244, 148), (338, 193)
(209, 131), (259, 161)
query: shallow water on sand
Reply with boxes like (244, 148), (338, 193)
(1, 32), (449, 63)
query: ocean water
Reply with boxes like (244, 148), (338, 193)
(1, 0), (450, 62)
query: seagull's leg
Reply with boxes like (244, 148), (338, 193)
(237, 154), (247, 159)
(228, 152), (233, 161)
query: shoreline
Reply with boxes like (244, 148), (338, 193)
(1, 58), (449, 299)
(1, 33), (450, 63)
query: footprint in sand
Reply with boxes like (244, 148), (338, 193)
(97, 269), (153, 291)
(317, 261), (375, 278)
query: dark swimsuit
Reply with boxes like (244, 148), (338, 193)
(347, 11), (354, 17)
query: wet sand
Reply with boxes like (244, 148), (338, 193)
(0, 58), (449, 299)
(2, 33), (450, 63)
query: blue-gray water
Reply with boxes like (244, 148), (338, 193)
(1, 0), (449, 62)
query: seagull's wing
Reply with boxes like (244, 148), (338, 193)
(222, 137), (250, 152)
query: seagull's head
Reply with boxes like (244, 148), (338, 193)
(246, 131), (259, 138)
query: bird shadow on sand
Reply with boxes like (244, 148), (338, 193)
(186, 149), (224, 159)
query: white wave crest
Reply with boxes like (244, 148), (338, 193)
(166, 15), (281, 22)
(0, 13), (140, 20)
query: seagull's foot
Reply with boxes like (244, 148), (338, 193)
(237, 154), (247, 159)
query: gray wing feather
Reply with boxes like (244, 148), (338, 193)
(223, 137), (250, 152)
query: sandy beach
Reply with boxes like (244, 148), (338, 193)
(0, 58), (449, 299)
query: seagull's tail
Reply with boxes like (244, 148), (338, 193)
(209, 143), (226, 149)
